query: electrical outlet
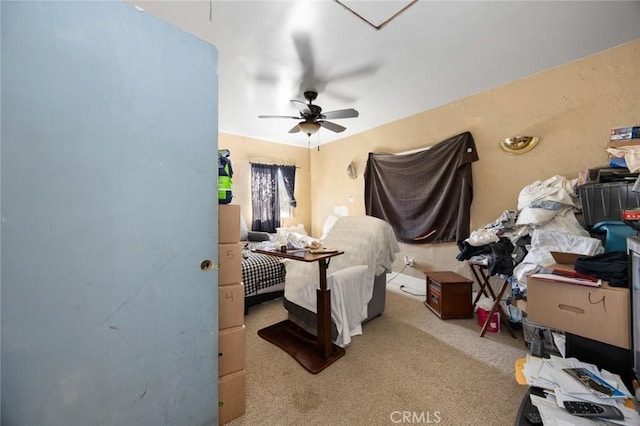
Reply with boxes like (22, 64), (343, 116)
(403, 256), (414, 267)
(408, 258), (414, 267)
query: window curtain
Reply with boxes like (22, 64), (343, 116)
(279, 165), (297, 207)
(364, 131), (479, 244)
(251, 163), (280, 232)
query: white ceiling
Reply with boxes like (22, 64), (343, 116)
(131, 1), (640, 148)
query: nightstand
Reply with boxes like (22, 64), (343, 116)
(424, 271), (473, 319)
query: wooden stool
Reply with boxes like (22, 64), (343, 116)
(424, 271), (473, 319)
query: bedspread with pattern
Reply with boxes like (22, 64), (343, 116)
(242, 243), (286, 296)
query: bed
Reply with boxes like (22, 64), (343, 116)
(242, 239), (286, 313)
(241, 224), (322, 313)
(282, 215), (400, 347)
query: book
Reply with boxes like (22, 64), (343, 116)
(622, 208), (640, 220)
(529, 272), (601, 287)
(610, 126), (640, 140)
(562, 367), (630, 399)
(548, 268), (600, 283)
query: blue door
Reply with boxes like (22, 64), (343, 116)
(1, 2), (219, 424)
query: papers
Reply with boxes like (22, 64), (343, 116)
(285, 248), (309, 254)
(529, 272), (601, 287)
(308, 248), (339, 254)
(530, 393), (640, 426)
(254, 247), (308, 255)
(553, 332), (566, 357)
(532, 392), (640, 426)
(523, 356), (631, 396)
(522, 355), (638, 425)
(529, 264), (602, 287)
(562, 368), (630, 399)
(530, 394), (594, 426)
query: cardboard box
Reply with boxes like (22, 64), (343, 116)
(219, 204), (241, 244)
(606, 138), (640, 149)
(610, 126), (640, 141)
(514, 298), (527, 314)
(218, 243), (243, 285)
(219, 283), (244, 330)
(219, 369), (246, 424)
(219, 325), (246, 377)
(526, 253), (630, 349)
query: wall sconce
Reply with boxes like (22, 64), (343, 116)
(500, 136), (540, 155)
(347, 162), (357, 179)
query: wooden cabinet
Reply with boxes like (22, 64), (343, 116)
(424, 271), (473, 319)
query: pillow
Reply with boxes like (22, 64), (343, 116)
(248, 231), (272, 242)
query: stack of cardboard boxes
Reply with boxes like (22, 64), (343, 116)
(218, 204), (246, 424)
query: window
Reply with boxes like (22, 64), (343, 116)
(250, 163), (296, 232)
(277, 169), (292, 219)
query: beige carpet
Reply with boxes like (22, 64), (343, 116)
(226, 289), (529, 425)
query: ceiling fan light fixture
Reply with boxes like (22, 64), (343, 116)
(298, 121), (321, 135)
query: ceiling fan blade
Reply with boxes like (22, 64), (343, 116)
(328, 63), (380, 82)
(290, 99), (311, 115)
(319, 120), (346, 133)
(288, 124), (301, 134)
(292, 32), (320, 95)
(322, 88), (358, 104)
(258, 115), (300, 119)
(322, 108), (359, 120)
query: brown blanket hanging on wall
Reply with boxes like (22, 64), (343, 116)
(364, 131), (479, 244)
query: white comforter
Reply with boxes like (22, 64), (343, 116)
(283, 216), (400, 347)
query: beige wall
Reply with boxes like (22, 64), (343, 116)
(218, 134), (312, 231)
(222, 39), (640, 284)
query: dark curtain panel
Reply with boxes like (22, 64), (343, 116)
(364, 131), (479, 244)
(279, 165), (297, 207)
(250, 163), (280, 232)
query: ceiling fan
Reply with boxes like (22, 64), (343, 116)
(258, 90), (359, 136)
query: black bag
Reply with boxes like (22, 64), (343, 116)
(488, 237), (515, 276)
(574, 251), (629, 287)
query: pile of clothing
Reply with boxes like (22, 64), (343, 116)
(457, 175), (605, 293)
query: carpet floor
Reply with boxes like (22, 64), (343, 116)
(225, 288), (529, 425)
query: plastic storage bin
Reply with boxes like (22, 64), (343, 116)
(578, 182), (640, 226)
(591, 221), (638, 252)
